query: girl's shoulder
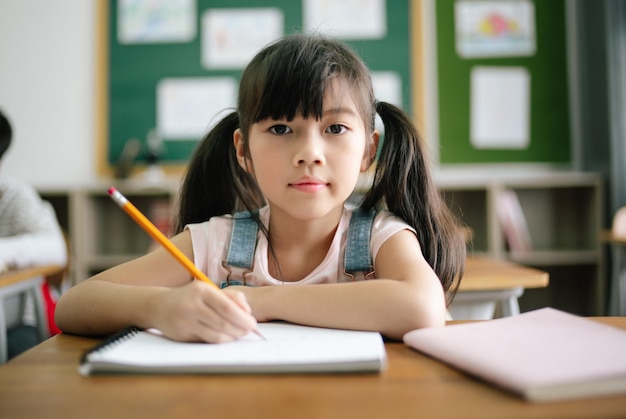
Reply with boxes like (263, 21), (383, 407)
(366, 208), (417, 258)
(372, 210), (414, 232)
(344, 205), (414, 235)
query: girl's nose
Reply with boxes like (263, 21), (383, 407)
(293, 132), (325, 166)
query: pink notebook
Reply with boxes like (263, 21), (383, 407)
(403, 308), (626, 402)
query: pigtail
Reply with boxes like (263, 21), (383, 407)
(175, 111), (265, 233)
(361, 101), (465, 303)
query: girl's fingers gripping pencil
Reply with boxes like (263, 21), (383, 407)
(107, 187), (265, 340)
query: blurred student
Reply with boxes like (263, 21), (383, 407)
(0, 109), (67, 358)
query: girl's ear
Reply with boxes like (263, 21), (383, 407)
(233, 128), (251, 172)
(360, 130), (380, 172)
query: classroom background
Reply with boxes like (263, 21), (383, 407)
(0, 0), (625, 317)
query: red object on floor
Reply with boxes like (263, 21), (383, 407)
(41, 280), (61, 336)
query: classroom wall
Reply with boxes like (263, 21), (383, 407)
(0, 0), (97, 187)
(0, 0), (622, 201)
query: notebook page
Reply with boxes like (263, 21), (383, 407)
(86, 322), (386, 368)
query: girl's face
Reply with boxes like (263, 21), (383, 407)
(234, 79), (378, 222)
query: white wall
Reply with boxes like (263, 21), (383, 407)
(0, 0), (97, 188)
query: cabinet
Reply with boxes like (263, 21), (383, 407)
(38, 170), (605, 316)
(437, 170), (604, 316)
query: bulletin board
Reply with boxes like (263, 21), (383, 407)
(95, 0), (415, 175)
(435, 0), (571, 164)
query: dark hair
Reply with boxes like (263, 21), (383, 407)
(0, 110), (12, 160)
(176, 33), (465, 302)
(361, 101), (465, 301)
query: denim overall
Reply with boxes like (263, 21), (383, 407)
(219, 208), (377, 288)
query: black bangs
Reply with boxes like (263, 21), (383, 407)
(242, 35), (333, 124)
(237, 34), (373, 132)
(253, 54), (330, 123)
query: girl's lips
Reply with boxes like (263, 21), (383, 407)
(289, 178), (328, 193)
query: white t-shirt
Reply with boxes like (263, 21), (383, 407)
(0, 178), (67, 272)
(0, 177), (68, 327)
(187, 205), (415, 287)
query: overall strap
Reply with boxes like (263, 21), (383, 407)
(224, 208), (376, 283)
(344, 207), (377, 276)
(224, 211), (259, 270)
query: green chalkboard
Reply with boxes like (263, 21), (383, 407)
(102, 0), (411, 167)
(436, 0), (571, 164)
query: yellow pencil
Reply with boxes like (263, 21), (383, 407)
(108, 187), (264, 340)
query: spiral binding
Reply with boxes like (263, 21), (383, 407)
(80, 326), (142, 364)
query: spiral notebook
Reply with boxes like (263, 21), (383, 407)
(79, 322), (386, 376)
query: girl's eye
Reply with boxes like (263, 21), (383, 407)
(326, 124), (347, 135)
(269, 124), (291, 135)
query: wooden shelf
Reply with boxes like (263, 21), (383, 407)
(438, 171), (604, 315)
(38, 170), (606, 316)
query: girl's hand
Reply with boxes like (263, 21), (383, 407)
(151, 280), (258, 343)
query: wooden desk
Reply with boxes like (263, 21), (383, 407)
(600, 230), (626, 246)
(451, 257), (549, 320)
(1, 318), (625, 418)
(0, 265), (63, 288)
(0, 265), (63, 363)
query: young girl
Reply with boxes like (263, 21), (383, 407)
(56, 33), (466, 342)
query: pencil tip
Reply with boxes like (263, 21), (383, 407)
(255, 329), (267, 340)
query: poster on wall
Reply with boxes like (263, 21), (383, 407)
(201, 8), (284, 69)
(303, 0), (387, 39)
(371, 71), (402, 108)
(470, 66), (530, 149)
(371, 71), (402, 132)
(157, 77), (237, 139)
(117, 0), (196, 44)
(454, 0), (535, 58)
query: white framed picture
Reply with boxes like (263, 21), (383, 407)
(117, 0), (196, 44)
(157, 77), (237, 140)
(303, 0), (387, 39)
(201, 8), (283, 69)
(455, 0), (535, 58)
(470, 66), (530, 149)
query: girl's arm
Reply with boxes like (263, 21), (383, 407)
(54, 231), (258, 343)
(240, 229), (447, 340)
